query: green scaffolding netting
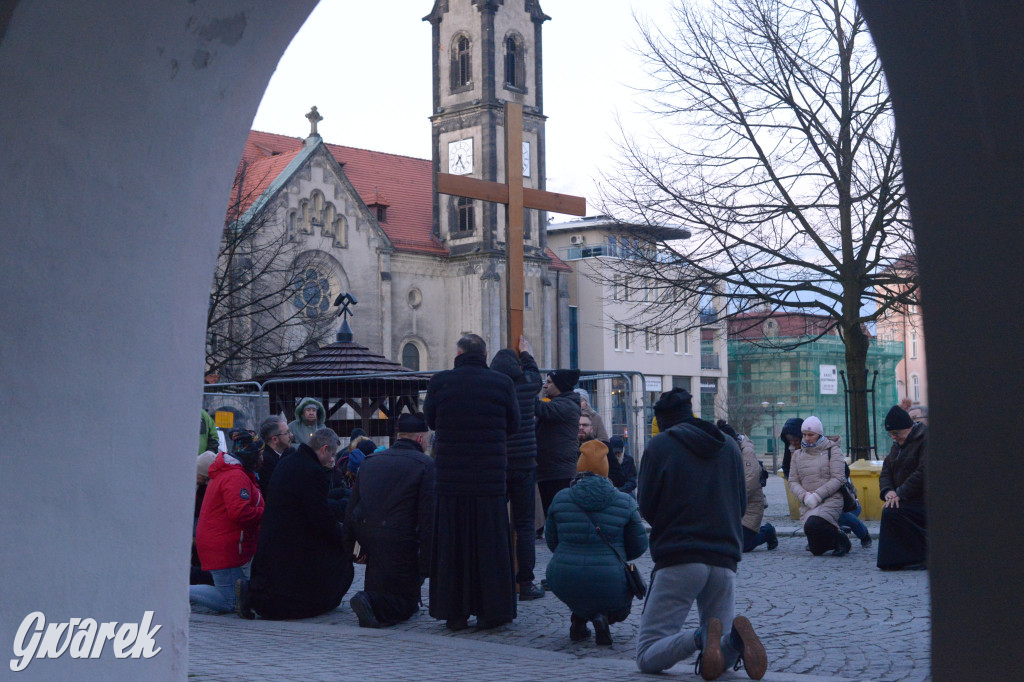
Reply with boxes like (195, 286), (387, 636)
(728, 335), (904, 461)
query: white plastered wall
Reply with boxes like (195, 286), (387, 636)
(0, 1), (316, 678)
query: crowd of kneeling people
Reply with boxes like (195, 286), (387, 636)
(190, 335), (926, 680)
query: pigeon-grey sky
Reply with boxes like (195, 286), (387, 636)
(252, 1), (674, 214)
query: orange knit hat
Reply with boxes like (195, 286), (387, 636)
(577, 439), (609, 478)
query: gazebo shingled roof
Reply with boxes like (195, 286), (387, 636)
(263, 339), (431, 441)
(264, 340), (419, 379)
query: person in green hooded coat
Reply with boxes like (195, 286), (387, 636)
(288, 397), (326, 446)
(545, 439), (648, 646)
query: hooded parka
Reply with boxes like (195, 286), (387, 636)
(788, 436), (846, 527)
(544, 473), (648, 620)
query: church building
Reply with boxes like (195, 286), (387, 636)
(216, 0), (571, 377)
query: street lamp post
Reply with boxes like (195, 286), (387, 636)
(761, 400), (785, 471)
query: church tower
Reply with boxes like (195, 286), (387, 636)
(425, 0), (549, 252)
(424, 0), (563, 363)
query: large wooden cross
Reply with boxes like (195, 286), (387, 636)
(437, 102), (587, 348)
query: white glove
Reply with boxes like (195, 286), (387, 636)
(804, 492), (820, 509)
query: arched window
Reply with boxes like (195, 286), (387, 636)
(450, 35), (472, 91)
(401, 342), (420, 371)
(911, 374), (920, 402)
(457, 197), (474, 234)
(504, 34), (525, 90)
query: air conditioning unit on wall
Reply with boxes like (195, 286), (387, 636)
(570, 234), (585, 245)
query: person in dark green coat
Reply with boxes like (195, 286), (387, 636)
(545, 440), (648, 646)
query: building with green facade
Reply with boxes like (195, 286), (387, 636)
(727, 314), (904, 465)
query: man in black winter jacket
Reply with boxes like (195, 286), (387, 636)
(535, 368), (582, 519)
(242, 428), (353, 621)
(345, 413), (435, 627)
(635, 389), (767, 680)
(489, 336), (545, 600)
(424, 334), (520, 631)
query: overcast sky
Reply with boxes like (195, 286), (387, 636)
(252, 1), (675, 216)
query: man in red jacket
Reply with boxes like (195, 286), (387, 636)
(190, 429), (265, 613)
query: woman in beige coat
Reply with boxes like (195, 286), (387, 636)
(717, 420), (777, 552)
(787, 416), (852, 557)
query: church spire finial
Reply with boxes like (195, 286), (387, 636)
(305, 106), (323, 139)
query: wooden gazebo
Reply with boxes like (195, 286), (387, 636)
(262, 324), (430, 440)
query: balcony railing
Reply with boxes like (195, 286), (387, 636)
(701, 353), (720, 370)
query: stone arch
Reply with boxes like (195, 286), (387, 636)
(0, 3), (319, 676)
(3, 1), (1024, 678)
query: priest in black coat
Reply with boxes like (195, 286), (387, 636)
(424, 333), (520, 631)
(242, 428), (353, 620)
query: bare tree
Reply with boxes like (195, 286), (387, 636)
(601, 0), (917, 458)
(206, 161), (335, 382)
(717, 391), (766, 442)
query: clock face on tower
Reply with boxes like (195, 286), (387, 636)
(522, 141), (531, 178)
(448, 138), (474, 175)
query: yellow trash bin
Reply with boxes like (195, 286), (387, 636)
(780, 473), (801, 521)
(849, 460), (884, 521)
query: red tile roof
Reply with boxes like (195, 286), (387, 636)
(236, 130), (445, 255)
(234, 129), (573, 268)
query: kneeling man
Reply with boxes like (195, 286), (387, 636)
(239, 428), (353, 619)
(345, 413), (435, 627)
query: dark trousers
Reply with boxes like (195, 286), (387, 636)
(361, 590), (418, 625)
(838, 503), (869, 540)
(507, 468), (537, 584)
(804, 516), (844, 555)
(538, 478), (571, 517)
(742, 525), (771, 552)
(877, 502), (927, 569)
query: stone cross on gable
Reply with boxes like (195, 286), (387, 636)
(437, 102), (587, 348)
(305, 106), (323, 137)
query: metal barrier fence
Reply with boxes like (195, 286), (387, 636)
(201, 369), (652, 462)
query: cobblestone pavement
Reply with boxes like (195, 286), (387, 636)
(190, 478), (929, 680)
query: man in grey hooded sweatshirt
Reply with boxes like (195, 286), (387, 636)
(635, 388), (767, 680)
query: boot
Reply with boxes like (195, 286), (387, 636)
(518, 582), (545, 600)
(765, 523), (778, 550)
(569, 614), (591, 642)
(234, 579), (255, 620)
(349, 592), (382, 628)
(728, 615), (767, 680)
(592, 614), (612, 646)
(832, 531), (852, 557)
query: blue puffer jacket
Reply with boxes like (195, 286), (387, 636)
(544, 474), (648, 619)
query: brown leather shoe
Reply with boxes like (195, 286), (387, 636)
(731, 615), (767, 680)
(699, 617), (725, 680)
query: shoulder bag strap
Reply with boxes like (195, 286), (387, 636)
(577, 505), (628, 567)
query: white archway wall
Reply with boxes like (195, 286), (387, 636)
(0, 1), (316, 678)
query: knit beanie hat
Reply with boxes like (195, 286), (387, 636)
(350, 427), (368, 440)
(196, 451), (216, 482)
(573, 387), (592, 406)
(228, 428), (263, 470)
(653, 388), (693, 431)
(549, 369), (581, 393)
(884, 405), (914, 431)
(801, 416), (824, 436)
(608, 436), (625, 453)
(577, 440), (610, 477)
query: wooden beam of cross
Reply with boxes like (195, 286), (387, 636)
(437, 102), (587, 349)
